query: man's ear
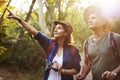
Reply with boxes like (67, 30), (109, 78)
(64, 33), (67, 36)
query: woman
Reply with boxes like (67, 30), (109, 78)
(6, 8), (81, 80)
(76, 5), (120, 80)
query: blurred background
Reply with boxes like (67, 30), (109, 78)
(0, 0), (120, 80)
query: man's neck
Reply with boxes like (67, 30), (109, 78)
(93, 31), (106, 39)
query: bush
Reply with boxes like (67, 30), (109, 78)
(0, 34), (46, 73)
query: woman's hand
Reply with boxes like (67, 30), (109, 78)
(52, 61), (61, 72)
(101, 71), (117, 80)
(6, 8), (38, 35)
(6, 8), (20, 21)
(51, 62), (64, 73)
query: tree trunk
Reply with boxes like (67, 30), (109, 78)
(44, 2), (53, 34)
(18, 0), (36, 39)
(25, 0), (36, 22)
(0, 0), (11, 22)
(38, 0), (50, 36)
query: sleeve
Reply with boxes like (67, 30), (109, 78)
(72, 46), (81, 73)
(34, 31), (52, 51)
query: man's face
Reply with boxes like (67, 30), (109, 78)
(87, 13), (101, 30)
(53, 24), (66, 39)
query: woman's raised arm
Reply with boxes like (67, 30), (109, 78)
(6, 8), (38, 35)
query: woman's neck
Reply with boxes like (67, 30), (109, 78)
(57, 38), (65, 48)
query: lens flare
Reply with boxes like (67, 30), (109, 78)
(95, 0), (120, 18)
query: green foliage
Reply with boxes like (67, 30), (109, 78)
(54, 1), (92, 52)
(111, 18), (120, 34)
(0, 0), (6, 11)
(5, 34), (46, 71)
(0, 1), (6, 6)
(48, 0), (55, 3)
(0, 34), (45, 75)
(30, 10), (40, 30)
(0, 4), (46, 73)
(0, 46), (7, 55)
(0, 1), (119, 79)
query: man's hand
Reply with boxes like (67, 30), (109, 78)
(75, 73), (86, 80)
(102, 71), (117, 80)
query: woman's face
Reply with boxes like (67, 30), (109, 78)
(53, 24), (67, 39)
(87, 13), (101, 30)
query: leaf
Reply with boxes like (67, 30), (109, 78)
(0, 0), (6, 6)
(48, 0), (54, 3)
(0, 46), (7, 54)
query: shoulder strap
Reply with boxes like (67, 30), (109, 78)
(47, 42), (55, 56)
(84, 39), (91, 64)
(84, 39), (89, 55)
(109, 32), (120, 60)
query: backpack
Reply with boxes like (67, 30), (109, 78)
(46, 41), (75, 57)
(84, 32), (120, 63)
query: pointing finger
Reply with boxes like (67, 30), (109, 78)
(6, 8), (12, 14)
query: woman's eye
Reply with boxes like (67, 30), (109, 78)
(58, 27), (61, 28)
(58, 27), (62, 29)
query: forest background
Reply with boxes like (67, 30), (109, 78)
(0, 0), (120, 80)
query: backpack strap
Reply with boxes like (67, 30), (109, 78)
(84, 39), (91, 65)
(109, 32), (120, 62)
(84, 39), (88, 55)
(47, 42), (55, 56)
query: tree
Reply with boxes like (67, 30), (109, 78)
(0, 0), (11, 22)
(18, 0), (37, 39)
(0, 0), (6, 6)
(38, 0), (50, 36)
(111, 18), (120, 34)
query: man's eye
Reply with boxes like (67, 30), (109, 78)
(92, 17), (96, 19)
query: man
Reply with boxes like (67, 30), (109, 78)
(76, 5), (120, 80)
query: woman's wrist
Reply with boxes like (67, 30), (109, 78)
(62, 69), (67, 74)
(17, 18), (22, 22)
(14, 17), (22, 22)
